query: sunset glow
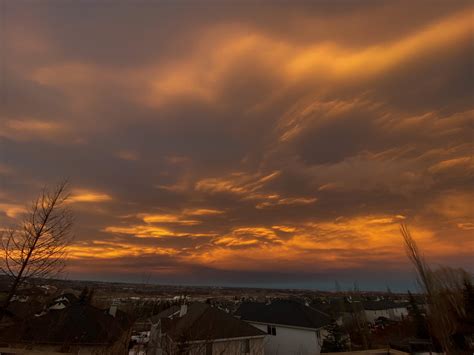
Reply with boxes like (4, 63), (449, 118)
(0, 1), (473, 290)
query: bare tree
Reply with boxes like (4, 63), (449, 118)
(0, 181), (73, 315)
(400, 223), (433, 299)
(400, 223), (470, 354)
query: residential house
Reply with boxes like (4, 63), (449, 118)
(362, 300), (409, 323)
(148, 305), (181, 354)
(235, 299), (332, 355)
(0, 300), (133, 354)
(151, 302), (266, 355)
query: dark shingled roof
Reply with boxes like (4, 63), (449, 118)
(150, 305), (180, 323)
(6, 299), (44, 320)
(0, 303), (132, 345)
(235, 300), (331, 330)
(164, 303), (265, 342)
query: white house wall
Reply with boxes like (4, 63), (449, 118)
(365, 307), (409, 323)
(248, 322), (323, 355)
(365, 309), (390, 323)
(390, 307), (409, 320)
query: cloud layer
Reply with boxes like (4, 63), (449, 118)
(0, 1), (473, 290)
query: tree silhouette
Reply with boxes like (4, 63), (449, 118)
(1, 181), (73, 316)
(407, 291), (429, 339)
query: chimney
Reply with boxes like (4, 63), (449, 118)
(179, 304), (187, 317)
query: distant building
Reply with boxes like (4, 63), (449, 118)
(235, 299), (331, 355)
(362, 300), (409, 323)
(0, 301), (132, 354)
(150, 302), (265, 355)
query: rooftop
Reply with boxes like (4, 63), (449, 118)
(0, 302), (132, 346)
(163, 303), (266, 342)
(235, 299), (332, 330)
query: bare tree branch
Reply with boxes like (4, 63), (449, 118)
(400, 223), (469, 354)
(0, 180), (74, 317)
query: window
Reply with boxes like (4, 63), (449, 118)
(267, 325), (276, 336)
(205, 342), (213, 355)
(241, 339), (250, 353)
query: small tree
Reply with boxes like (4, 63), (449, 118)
(0, 181), (73, 315)
(407, 291), (429, 339)
(453, 278), (474, 351)
(321, 320), (349, 352)
(78, 286), (95, 305)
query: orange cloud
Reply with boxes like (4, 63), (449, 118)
(457, 223), (474, 231)
(67, 241), (178, 259)
(139, 7), (473, 110)
(195, 171), (316, 209)
(287, 9), (473, 81)
(427, 191), (474, 221)
(318, 182), (343, 192)
(24, 8), (472, 121)
(214, 237), (260, 247)
(256, 197), (317, 209)
(143, 31), (289, 108)
(195, 171), (280, 195)
(0, 119), (65, 142)
(183, 208), (224, 216)
(277, 96), (380, 142)
(140, 213), (200, 226)
(69, 190), (112, 203)
(137, 207), (225, 225)
(232, 227), (278, 239)
(0, 203), (27, 218)
(429, 156), (473, 173)
(272, 225), (297, 233)
(75, 210), (473, 275)
(106, 225), (217, 239)
(103, 225), (175, 238)
(180, 213), (472, 272)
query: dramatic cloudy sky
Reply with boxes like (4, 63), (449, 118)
(0, 1), (473, 290)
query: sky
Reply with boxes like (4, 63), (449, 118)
(0, 1), (473, 291)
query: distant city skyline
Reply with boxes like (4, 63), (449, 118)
(1, 1), (473, 289)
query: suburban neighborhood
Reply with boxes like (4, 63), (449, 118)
(0, 276), (472, 354)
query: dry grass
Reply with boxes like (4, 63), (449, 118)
(400, 223), (469, 354)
